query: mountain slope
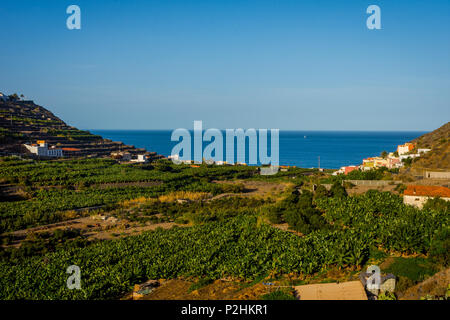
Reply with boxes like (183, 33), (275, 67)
(408, 122), (450, 170)
(0, 98), (163, 159)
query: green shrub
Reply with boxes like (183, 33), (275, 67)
(261, 289), (296, 300)
(394, 184), (406, 194)
(429, 228), (450, 266)
(263, 207), (283, 224)
(314, 185), (328, 199)
(329, 182), (347, 198)
(378, 292), (396, 300)
(383, 257), (438, 283)
(423, 197), (450, 213)
(188, 277), (213, 293)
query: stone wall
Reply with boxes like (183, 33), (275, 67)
(424, 171), (450, 179)
(345, 180), (400, 186)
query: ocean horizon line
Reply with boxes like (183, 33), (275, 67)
(88, 129), (429, 133)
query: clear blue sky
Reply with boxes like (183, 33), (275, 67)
(1, 0), (449, 130)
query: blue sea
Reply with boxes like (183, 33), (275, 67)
(91, 130), (426, 169)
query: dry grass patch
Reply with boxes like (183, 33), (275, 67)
(158, 191), (211, 202)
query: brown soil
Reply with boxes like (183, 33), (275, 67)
(270, 223), (303, 237)
(4, 215), (183, 247)
(405, 179), (450, 187)
(346, 184), (398, 195)
(400, 268), (450, 300)
(132, 267), (363, 301)
(213, 180), (290, 199)
(3, 179), (289, 248)
(136, 279), (272, 300)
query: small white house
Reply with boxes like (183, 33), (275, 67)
(130, 154), (148, 163)
(24, 141), (63, 157)
(0, 92), (9, 102)
(111, 152), (131, 161)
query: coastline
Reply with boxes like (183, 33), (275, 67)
(92, 129), (427, 169)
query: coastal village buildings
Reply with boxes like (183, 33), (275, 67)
(333, 165), (359, 175)
(361, 157), (399, 170)
(397, 143), (415, 155)
(361, 157), (375, 171)
(336, 141), (429, 176)
(23, 140), (63, 157)
(362, 156), (402, 170)
(397, 148), (430, 161)
(387, 157), (401, 168)
(403, 185), (450, 208)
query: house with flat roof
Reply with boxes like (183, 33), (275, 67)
(397, 142), (415, 155)
(23, 140), (63, 157)
(130, 154), (148, 163)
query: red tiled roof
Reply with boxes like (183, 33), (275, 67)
(344, 166), (358, 174)
(404, 185), (450, 198)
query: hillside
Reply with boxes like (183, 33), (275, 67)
(408, 122), (450, 170)
(0, 97), (164, 160)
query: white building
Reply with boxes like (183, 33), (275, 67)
(111, 152), (131, 161)
(130, 154), (148, 163)
(399, 153), (420, 161)
(0, 92), (9, 102)
(397, 143), (415, 155)
(418, 148), (431, 154)
(24, 141), (63, 157)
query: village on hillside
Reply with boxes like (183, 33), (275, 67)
(329, 138), (450, 209)
(333, 142), (430, 174)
